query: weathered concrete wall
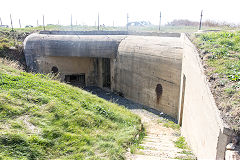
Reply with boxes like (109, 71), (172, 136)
(114, 36), (182, 119)
(37, 56), (96, 86)
(180, 34), (233, 159)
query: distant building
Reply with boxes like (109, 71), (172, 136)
(25, 25), (33, 28)
(0, 25), (9, 28)
(127, 21), (152, 26)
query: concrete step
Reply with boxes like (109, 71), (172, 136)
(140, 144), (182, 152)
(143, 139), (175, 145)
(145, 135), (177, 139)
(138, 149), (189, 158)
(136, 149), (175, 157)
(127, 154), (178, 160)
(144, 137), (178, 142)
(142, 141), (175, 147)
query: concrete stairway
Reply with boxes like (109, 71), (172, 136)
(125, 109), (194, 160)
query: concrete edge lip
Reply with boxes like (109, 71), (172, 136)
(38, 30), (181, 37)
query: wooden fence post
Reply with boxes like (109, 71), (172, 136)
(43, 15), (45, 30)
(10, 14), (13, 31)
(159, 11), (162, 31)
(199, 10), (203, 30)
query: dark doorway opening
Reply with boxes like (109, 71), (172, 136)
(51, 66), (58, 74)
(65, 74), (85, 87)
(102, 58), (111, 89)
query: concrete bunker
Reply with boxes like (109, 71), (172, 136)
(24, 31), (182, 119)
(24, 31), (236, 159)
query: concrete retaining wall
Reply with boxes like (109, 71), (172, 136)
(179, 34), (233, 159)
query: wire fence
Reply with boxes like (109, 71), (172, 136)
(0, 11), (239, 33)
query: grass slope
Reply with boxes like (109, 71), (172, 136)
(0, 59), (142, 160)
(194, 31), (240, 130)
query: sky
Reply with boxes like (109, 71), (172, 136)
(0, 0), (240, 27)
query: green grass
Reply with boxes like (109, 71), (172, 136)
(194, 31), (240, 130)
(174, 137), (195, 160)
(175, 156), (196, 160)
(0, 59), (142, 160)
(158, 118), (180, 131)
(129, 126), (145, 154)
(196, 31), (240, 81)
(174, 137), (189, 150)
(157, 117), (195, 158)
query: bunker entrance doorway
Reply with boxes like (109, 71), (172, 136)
(65, 74), (85, 87)
(102, 58), (111, 89)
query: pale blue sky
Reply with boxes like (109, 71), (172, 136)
(0, 0), (240, 27)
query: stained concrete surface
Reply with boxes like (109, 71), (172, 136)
(115, 36), (182, 119)
(37, 57), (96, 86)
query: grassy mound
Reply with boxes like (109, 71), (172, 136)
(194, 31), (240, 130)
(0, 59), (142, 159)
(0, 30), (29, 68)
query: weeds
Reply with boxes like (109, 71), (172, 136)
(158, 118), (180, 131)
(174, 137), (195, 160)
(195, 31), (240, 131)
(130, 126), (145, 154)
(174, 136), (189, 149)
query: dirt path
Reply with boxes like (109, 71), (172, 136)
(84, 87), (194, 160)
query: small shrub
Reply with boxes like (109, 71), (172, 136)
(174, 136), (189, 149)
(224, 87), (236, 96)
